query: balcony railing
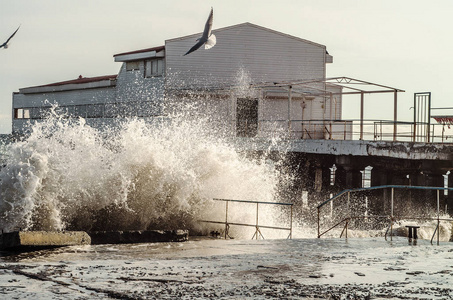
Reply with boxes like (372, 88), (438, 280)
(243, 119), (453, 143)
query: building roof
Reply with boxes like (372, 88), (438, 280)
(28, 75), (118, 88)
(19, 75), (118, 94)
(166, 22), (327, 49)
(113, 45), (165, 57)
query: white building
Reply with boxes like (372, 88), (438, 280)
(12, 22), (341, 138)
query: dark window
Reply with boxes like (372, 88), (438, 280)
(236, 98), (258, 137)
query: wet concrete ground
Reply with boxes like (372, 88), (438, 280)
(1, 237), (452, 299)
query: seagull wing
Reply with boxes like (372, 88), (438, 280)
(202, 7), (213, 40)
(183, 8), (215, 56)
(204, 34), (216, 49)
(183, 39), (205, 56)
(5, 26), (20, 45)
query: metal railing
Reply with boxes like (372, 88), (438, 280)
(253, 119), (453, 143)
(316, 185), (453, 245)
(199, 198), (293, 240)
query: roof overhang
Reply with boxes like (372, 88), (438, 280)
(19, 75), (117, 94)
(114, 46), (165, 62)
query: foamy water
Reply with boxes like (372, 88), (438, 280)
(0, 108), (287, 236)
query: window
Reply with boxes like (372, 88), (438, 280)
(22, 109), (30, 118)
(236, 98), (258, 137)
(14, 108), (23, 119)
(145, 59), (164, 77)
(126, 61), (140, 71)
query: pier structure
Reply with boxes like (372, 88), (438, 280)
(236, 138), (453, 214)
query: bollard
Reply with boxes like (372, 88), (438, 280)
(406, 225), (420, 244)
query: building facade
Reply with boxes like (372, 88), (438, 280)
(12, 23), (338, 137)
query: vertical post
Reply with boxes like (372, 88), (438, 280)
(329, 93), (333, 139)
(393, 91), (398, 141)
(288, 86), (292, 134)
(256, 202), (259, 240)
(413, 93), (417, 142)
(427, 93), (431, 142)
(225, 201), (229, 239)
(344, 120), (347, 140)
(345, 220), (348, 239)
(317, 207), (320, 238)
(390, 187), (394, 241)
(347, 192), (350, 215)
(360, 92), (364, 140)
(437, 189), (440, 245)
(290, 205), (293, 239)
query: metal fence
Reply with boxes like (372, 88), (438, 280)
(252, 119), (453, 143)
(199, 198), (293, 240)
(316, 185), (453, 245)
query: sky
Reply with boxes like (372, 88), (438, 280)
(1, 0), (453, 134)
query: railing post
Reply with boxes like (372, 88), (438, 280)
(393, 90), (398, 141)
(256, 202), (259, 240)
(390, 187), (394, 241)
(437, 190), (440, 245)
(288, 86), (292, 134)
(317, 207), (320, 238)
(347, 192), (350, 215)
(290, 205), (293, 239)
(360, 92), (364, 140)
(345, 219), (348, 239)
(225, 200), (229, 239)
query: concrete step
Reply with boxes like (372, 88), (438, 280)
(87, 230), (189, 245)
(0, 231), (91, 250)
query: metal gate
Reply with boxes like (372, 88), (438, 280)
(413, 92), (431, 142)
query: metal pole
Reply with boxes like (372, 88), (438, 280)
(360, 92), (364, 140)
(288, 86), (292, 134)
(345, 220), (348, 239)
(256, 202), (259, 240)
(391, 187), (394, 241)
(437, 189), (440, 245)
(413, 93), (417, 142)
(225, 201), (229, 239)
(317, 207), (320, 238)
(393, 91), (398, 141)
(290, 205), (293, 239)
(329, 93), (333, 138)
(428, 92), (432, 142)
(347, 192), (350, 215)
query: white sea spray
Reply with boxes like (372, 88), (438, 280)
(0, 108), (285, 236)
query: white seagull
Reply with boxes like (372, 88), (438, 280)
(1, 26), (20, 49)
(184, 8), (216, 56)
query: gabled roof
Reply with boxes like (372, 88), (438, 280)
(166, 22), (327, 49)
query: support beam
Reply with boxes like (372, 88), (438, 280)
(288, 85), (292, 133)
(393, 91), (398, 141)
(360, 92), (364, 140)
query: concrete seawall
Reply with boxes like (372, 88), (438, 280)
(1, 230), (189, 251)
(0, 231), (91, 250)
(88, 230), (189, 245)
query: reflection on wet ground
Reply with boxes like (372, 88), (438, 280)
(1, 237), (453, 299)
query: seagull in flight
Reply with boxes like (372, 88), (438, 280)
(184, 8), (216, 56)
(1, 26), (20, 49)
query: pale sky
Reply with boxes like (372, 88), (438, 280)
(1, 0), (453, 134)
